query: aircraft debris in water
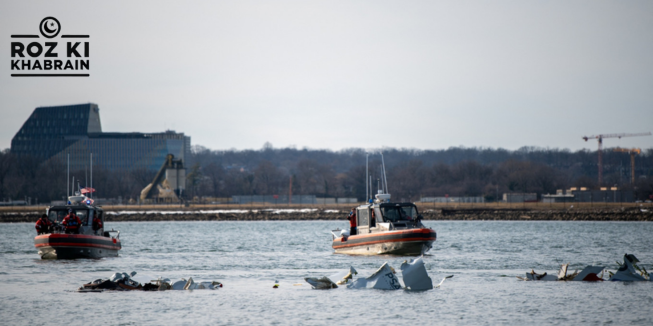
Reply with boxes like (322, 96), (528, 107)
(518, 253), (651, 282)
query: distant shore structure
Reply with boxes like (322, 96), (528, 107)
(10, 103), (191, 171)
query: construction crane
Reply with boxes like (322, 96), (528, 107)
(582, 132), (651, 185)
(613, 147), (641, 184)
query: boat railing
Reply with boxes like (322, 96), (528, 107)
(105, 229), (120, 239)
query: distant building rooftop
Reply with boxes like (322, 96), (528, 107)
(10, 103), (191, 171)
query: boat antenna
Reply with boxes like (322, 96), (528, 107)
(366, 153), (369, 201)
(72, 176), (75, 197)
(369, 175), (372, 202)
(380, 152), (388, 193)
(90, 153), (93, 199)
(67, 153), (70, 199)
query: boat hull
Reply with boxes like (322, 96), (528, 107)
(332, 228), (436, 256)
(34, 234), (121, 259)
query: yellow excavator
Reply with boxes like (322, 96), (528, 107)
(140, 154), (186, 203)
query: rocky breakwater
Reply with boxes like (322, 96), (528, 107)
(0, 208), (347, 223)
(102, 209), (345, 222)
(2, 207), (652, 223)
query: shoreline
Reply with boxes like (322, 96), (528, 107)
(2, 207), (651, 223)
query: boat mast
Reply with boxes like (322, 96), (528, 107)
(380, 152), (388, 194)
(366, 154), (369, 201)
(67, 153), (70, 199)
(369, 176), (372, 201)
(90, 153), (93, 199)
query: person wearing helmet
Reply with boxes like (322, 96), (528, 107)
(92, 211), (103, 235)
(35, 214), (52, 235)
(347, 208), (357, 235)
(62, 209), (81, 234)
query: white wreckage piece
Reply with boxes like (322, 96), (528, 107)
(520, 264), (605, 281)
(305, 257), (444, 290)
(609, 254), (651, 282)
(347, 262), (402, 290)
(399, 257), (434, 290)
(136, 274), (223, 290)
(79, 271), (223, 292)
(520, 253), (652, 282)
(305, 267), (358, 289)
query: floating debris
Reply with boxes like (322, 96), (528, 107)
(518, 253), (651, 282)
(305, 267), (358, 289)
(519, 264), (604, 282)
(78, 271), (222, 292)
(305, 257), (443, 290)
(434, 275), (454, 288)
(399, 257), (433, 290)
(347, 263), (402, 290)
(609, 254), (650, 281)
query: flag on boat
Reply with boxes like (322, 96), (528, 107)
(81, 187), (96, 194)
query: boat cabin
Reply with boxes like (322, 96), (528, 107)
(47, 204), (106, 236)
(355, 202), (423, 234)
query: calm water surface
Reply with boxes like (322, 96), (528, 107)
(1, 220), (652, 325)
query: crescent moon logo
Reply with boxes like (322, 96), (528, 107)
(39, 17), (61, 38)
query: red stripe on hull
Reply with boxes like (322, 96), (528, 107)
(333, 236), (436, 249)
(35, 242), (120, 250)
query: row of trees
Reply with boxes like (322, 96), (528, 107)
(1, 146), (652, 204)
(187, 145), (653, 202)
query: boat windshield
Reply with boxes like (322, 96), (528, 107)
(381, 205), (418, 223)
(48, 208), (89, 225)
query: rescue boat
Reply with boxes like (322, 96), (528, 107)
(34, 196), (121, 259)
(332, 194), (436, 255)
(331, 153), (436, 256)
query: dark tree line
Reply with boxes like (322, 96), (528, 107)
(2, 145), (653, 204)
(187, 145), (653, 202)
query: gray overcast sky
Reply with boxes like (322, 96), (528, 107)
(1, 1), (652, 152)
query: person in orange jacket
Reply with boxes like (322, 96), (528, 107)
(35, 214), (52, 235)
(92, 211), (103, 235)
(347, 208), (357, 235)
(62, 209), (82, 234)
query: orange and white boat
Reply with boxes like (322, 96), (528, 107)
(34, 196), (121, 259)
(331, 153), (436, 256)
(332, 195), (436, 255)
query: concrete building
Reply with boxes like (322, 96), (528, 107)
(571, 190), (634, 203)
(541, 194), (575, 203)
(503, 193), (537, 203)
(420, 196), (485, 203)
(232, 195), (358, 205)
(10, 103), (191, 171)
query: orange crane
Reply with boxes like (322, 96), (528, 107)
(613, 147), (641, 184)
(582, 132), (651, 185)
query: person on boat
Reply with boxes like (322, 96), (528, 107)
(92, 211), (103, 235)
(35, 214), (52, 235)
(62, 209), (82, 234)
(348, 208), (357, 235)
(400, 209), (412, 220)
